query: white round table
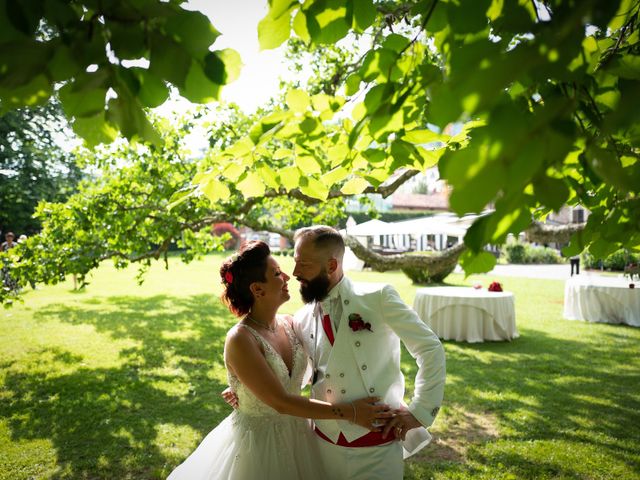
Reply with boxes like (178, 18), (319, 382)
(564, 276), (639, 327)
(413, 287), (518, 343)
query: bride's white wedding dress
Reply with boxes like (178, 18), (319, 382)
(168, 320), (326, 480)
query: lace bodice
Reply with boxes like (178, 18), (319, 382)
(227, 319), (307, 419)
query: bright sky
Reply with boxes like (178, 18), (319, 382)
(182, 0), (287, 112)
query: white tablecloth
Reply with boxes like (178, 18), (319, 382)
(563, 276), (640, 327)
(413, 287), (518, 343)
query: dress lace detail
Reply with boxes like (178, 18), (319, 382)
(228, 319), (306, 421)
(168, 317), (325, 480)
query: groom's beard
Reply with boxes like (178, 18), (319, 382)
(299, 269), (331, 304)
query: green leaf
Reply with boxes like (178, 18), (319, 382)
(305, 0), (349, 44)
(47, 44), (80, 82)
(603, 54), (640, 80)
(321, 166), (349, 186)
(200, 178), (231, 203)
(341, 177), (369, 194)
(237, 171), (266, 198)
(217, 49), (243, 84)
(167, 187), (197, 211)
(249, 111), (287, 144)
(533, 176), (570, 211)
(222, 163), (245, 181)
(107, 20), (147, 60)
(490, 207), (532, 243)
(106, 90), (161, 145)
(164, 8), (221, 58)
(258, 10), (292, 50)
(293, 9), (311, 42)
(268, 0), (298, 19)
(182, 60), (222, 103)
(446, 0), (491, 34)
(6, 0), (43, 36)
(327, 143), (350, 164)
(258, 164), (279, 189)
(299, 115), (320, 134)
(351, 0), (377, 32)
(0, 74), (51, 111)
(279, 166), (301, 190)
(299, 176), (329, 200)
(345, 73), (361, 96)
(273, 148), (294, 160)
(402, 128), (447, 144)
(0, 40), (52, 88)
(382, 34), (410, 53)
(59, 74), (107, 118)
(286, 89), (311, 112)
(134, 69), (169, 108)
(295, 154), (322, 174)
(71, 112), (119, 147)
(459, 250), (496, 276)
(0, 0), (29, 43)
(149, 33), (191, 89)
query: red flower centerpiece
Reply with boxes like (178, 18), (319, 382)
(348, 313), (372, 332)
(488, 281), (503, 292)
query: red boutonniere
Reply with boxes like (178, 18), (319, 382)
(348, 313), (372, 332)
(488, 281), (503, 292)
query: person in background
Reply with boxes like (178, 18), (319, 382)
(1, 232), (16, 251)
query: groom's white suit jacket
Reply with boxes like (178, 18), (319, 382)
(293, 276), (446, 458)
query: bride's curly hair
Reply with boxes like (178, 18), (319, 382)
(220, 240), (270, 317)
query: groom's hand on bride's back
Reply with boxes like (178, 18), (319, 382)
(221, 387), (239, 409)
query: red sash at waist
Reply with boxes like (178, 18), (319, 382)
(314, 426), (396, 447)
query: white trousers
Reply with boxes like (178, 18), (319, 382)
(315, 436), (404, 480)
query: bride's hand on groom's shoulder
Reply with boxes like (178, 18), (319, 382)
(221, 387), (239, 409)
(350, 397), (393, 431)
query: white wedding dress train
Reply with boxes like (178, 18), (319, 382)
(168, 321), (326, 480)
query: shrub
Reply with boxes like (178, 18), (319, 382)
(504, 243), (562, 264)
(505, 243), (526, 263)
(211, 223), (240, 250)
(524, 244), (562, 264)
(582, 249), (639, 271)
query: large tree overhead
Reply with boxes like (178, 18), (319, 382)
(191, 0), (638, 274)
(1, 0), (639, 288)
(0, 0), (241, 145)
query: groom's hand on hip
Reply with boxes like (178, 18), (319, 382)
(382, 406), (422, 441)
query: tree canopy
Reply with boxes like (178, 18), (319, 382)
(0, 100), (83, 235)
(216, 0), (639, 274)
(0, 0), (241, 145)
(1, 0), (639, 303)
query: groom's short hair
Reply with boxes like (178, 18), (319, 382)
(294, 226), (345, 261)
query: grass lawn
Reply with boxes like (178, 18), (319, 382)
(1, 253), (639, 479)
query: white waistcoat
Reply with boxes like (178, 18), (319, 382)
(293, 277), (446, 458)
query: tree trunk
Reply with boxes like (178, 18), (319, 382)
(524, 221), (585, 244)
(344, 235), (466, 283)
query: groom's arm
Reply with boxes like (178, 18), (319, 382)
(380, 284), (446, 429)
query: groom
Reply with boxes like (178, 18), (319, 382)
(291, 226), (445, 479)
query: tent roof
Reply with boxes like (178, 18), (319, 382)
(341, 219), (390, 236)
(341, 212), (491, 238)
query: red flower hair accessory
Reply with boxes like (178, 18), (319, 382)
(224, 271), (234, 284)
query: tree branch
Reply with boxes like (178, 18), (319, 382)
(524, 221), (585, 244)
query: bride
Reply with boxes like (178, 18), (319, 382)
(168, 241), (391, 479)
